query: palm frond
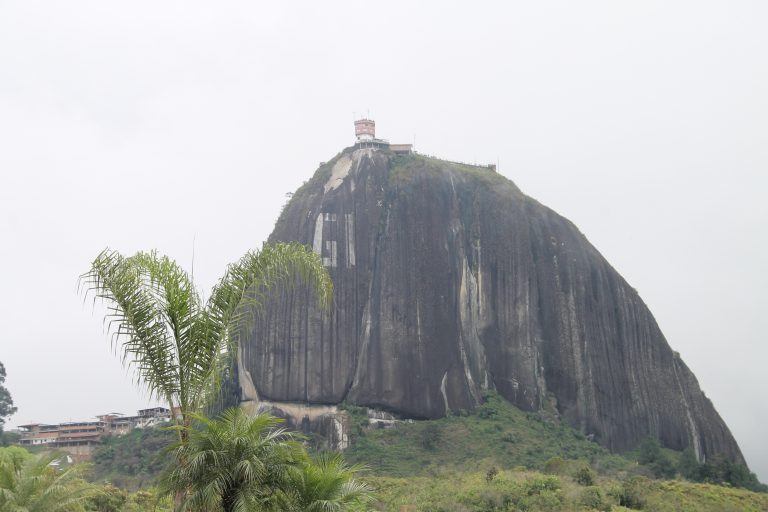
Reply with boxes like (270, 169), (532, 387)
(80, 249), (182, 404)
(191, 242), (332, 412)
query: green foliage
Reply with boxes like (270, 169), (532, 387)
(370, 469), (768, 511)
(0, 431), (20, 447)
(579, 486), (609, 510)
(522, 474), (561, 495)
(610, 477), (648, 510)
(86, 484), (127, 512)
(85, 486), (171, 512)
(279, 452), (374, 511)
(419, 423), (441, 450)
(160, 408), (372, 512)
(542, 456), (565, 475)
(160, 408), (303, 511)
(90, 427), (175, 490)
(677, 447), (699, 480)
(688, 456), (768, 493)
(0, 362), (17, 429)
(574, 464), (596, 486)
(0, 448), (97, 512)
(636, 437), (676, 479)
(637, 437), (662, 465)
(81, 243), (333, 427)
(343, 391), (629, 477)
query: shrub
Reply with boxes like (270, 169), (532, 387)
(523, 475), (561, 496)
(610, 477), (647, 510)
(677, 447), (699, 480)
(649, 453), (676, 479)
(501, 431), (517, 444)
(574, 465), (595, 486)
(637, 437), (662, 465)
(519, 490), (563, 511)
(87, 484), (128, 512)
(420, 423), (441, 450)
(636, 436), (675, 479)
(579, 486), (609, 511)
(543, 456), (566, 475)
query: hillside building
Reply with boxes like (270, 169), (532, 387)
(17, 407), (172, 461)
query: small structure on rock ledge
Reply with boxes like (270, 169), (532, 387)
(354, 118), (412, 154)
(354, 118), (376, 141)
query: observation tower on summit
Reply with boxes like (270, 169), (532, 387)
(353, 118), (413, 154)
(354, 118), (376, 141)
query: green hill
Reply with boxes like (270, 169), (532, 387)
(371, 469), (768, 512)
(90, 426), (174, 490)
(84, 392), (765, 510)
(339, 392), (632, 477)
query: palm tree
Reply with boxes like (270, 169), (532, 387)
(81, 242), (332, 437)
(160, 408), (304, 512)
(280, 452), (374, 512)
(0, 451), (96, 512)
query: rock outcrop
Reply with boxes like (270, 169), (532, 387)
(237, 146), (744, 463)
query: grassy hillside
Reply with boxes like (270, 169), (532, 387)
(341, 392), (635, 478)
(370, 469), (768, 512)
(90, 426), (175, 490)
(82, 392), (765, 510)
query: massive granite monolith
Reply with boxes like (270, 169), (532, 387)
(236, 146), (743, 463)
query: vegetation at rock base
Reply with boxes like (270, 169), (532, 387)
(160, 408), (372, 512)
(0, 447), (98, 512)
(341, 393), (632, 477)
(81, 243), (333, 510)
(0, 362), (17, 446)
(81, 243), (332, 442)
(91, 427), (175, 491)
(369, 469), (768, 512)
(78, 391), (766, 510)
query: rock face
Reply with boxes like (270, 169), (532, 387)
(237, 147), (744, 463)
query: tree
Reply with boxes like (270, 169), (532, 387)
(81, 242), (332, 435)
(160, 408), (304, 512)
(0, 362), (17, 430)
(677, 447), (699, 480)
(637, 437), (662, 465)
(0, 448), (97, 512)
(280, 452), (374, 511)
(574, 465), (595, 486)
(637, 436), (675, 479)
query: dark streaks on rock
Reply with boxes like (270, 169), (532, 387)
(238, 148), (743, 464)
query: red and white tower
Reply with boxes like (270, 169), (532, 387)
(354, 118), (375, 141)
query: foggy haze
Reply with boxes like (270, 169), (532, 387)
(1, 1), (766, 480)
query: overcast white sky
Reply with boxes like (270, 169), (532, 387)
(1, 0), (766, 481)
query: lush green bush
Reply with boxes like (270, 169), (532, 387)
(343, 392), (629, 477)
(419, 423), (441, 450)
(637, 436), (676, 479)
(574, 464), (596, 486)
(542, 456), (566, 475)
(90, 427), (175, 490)
(611, 477), (648, 510)
(691, 457), (768, 492)
(579, 486), (608, 510)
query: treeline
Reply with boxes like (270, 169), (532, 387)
(637, 437), (767, 492)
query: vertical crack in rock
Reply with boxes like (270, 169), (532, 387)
(673, 355), (703, 462)
(237, 340), (259, 402)
(440, 371), (450, 414)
